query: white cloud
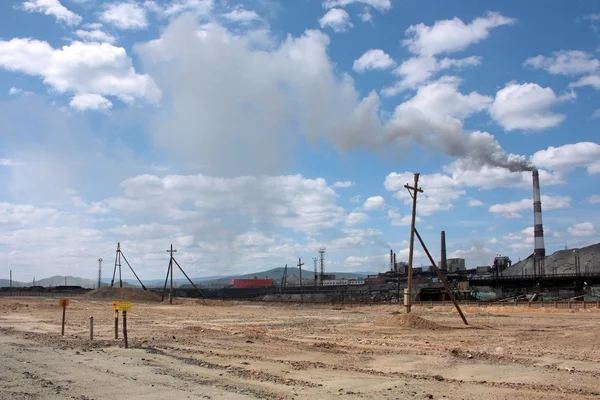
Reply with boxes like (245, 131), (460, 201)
(524, 50), (600, 92)
(531, 142), (600, 175)
(222, 6), (260, 23)
(0, 38), (161, 107)
(353, 49), (395, 72)
(449, 245), (493, 267)
(105, 173), (346, 234)
(490, 82), (569, 131)
(385, 172), (464, 216)
(0, 159), (25, 167)
(344, 254), (390, 270)
(384, 11), (512, 94)
(333, 180), (353, 188)
(322, 0), (391, 12)
(319, 8), (353, 32)
(384, 55), (481, 94)
(568, 222), (596, 237)
(570, 74), (600, 90)
(362, 195), (386, 211)
(488, 195), (571, 218)
(75, 29), (117, 44)
(21, 0), (82, 26)
(161, 0), (213, 17)
(388, 209), (422, 226)
(503, 226), (557, 252)
(100, 2), (148, 30)
(403, 11), (515, 56)
(467, 199), (483, 207)
(350, 195), (362, 203)
(395, 76), (491, 120)
(8, 87), (31, 96)
(524, 50), (600, 75)
(359, 6), (373, 22)
(346, 212), (369, 226)
(585, 195), (600, 204)
(592, 109), (600, 119)
(69, 93), (113, 111)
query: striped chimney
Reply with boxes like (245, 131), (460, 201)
(532, 170), (545, 274)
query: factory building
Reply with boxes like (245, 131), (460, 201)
(446, 258), (466, 272)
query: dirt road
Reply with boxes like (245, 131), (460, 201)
(1, 297), (599, 399)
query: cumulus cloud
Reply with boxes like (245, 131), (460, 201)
(384, 55), (481, 94)
(524, 50), (600, 75)
(353, 49), (395, 72)
(0, 38), (161, 108)
(74, 29), (117, 44)
(568, 222), (596, 237)
(69, 93), (113, 111)
(21, 0), (82, 26)
(525, 50), (600, 92)
(362, 195), (386, 211)
(388, 209), (422, 226)
(585, 195), (600, 204)
(490, 82), (571, 131)
(384, 12), (513, 94)
(385, 172), (464, 216)
(333, 180), (353, 188)
(319, 8), (353, 32)
(322, 0), (391, 12)
(346, 212), (369, 226)
(403, 11), (515, 56)
(222, 6), (260, 24)
(488, 195), (571, 218)
(467, 199), (483, 207)
(100, 2), (148, 30)
(531, 142), (600, 175)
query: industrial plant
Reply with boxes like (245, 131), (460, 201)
(2, 171), (599, 304)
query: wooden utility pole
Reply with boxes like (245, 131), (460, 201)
(298, 258), (304, 304)
(404, 173), (423, 313)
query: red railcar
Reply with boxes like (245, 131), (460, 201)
(229, 278), (273, 289)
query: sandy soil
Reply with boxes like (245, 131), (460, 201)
(0, 297), (599, 400)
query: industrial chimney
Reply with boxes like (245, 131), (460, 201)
(440, 231), (448, 272)
(532, 170), (546, 276)
(390, 249), (394, 271)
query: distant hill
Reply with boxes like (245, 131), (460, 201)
(505, 242), (600, 276)
(0, 279), (26, 287)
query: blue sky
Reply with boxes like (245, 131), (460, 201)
(0, 0), (599, 282)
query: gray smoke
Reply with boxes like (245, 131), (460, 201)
(137, 17), (534, 178)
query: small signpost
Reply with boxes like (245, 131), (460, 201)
(112, 301), (119, 339)
(58, 298), (70, 336)
(119, 302), (131, 348)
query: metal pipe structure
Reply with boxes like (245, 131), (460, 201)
(440, 231), (447, 272)
(532, 170), (546, 276)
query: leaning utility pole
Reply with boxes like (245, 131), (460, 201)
(404, 173), (423, 313)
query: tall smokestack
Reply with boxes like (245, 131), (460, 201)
(440, 231), (447, 272)
(532, 170), (546, 276)
(390, 249), (394, 271)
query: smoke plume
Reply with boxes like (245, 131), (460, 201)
(137, 17), (533, 177)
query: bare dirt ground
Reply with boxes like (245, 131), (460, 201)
(1, 297), (599, 400)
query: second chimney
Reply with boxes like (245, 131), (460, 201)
(440, 231), (447, 272)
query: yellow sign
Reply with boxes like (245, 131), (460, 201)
(118, 301), (131, 312)
(112, 301), (119, 310)
(58, 298), (70, 307)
